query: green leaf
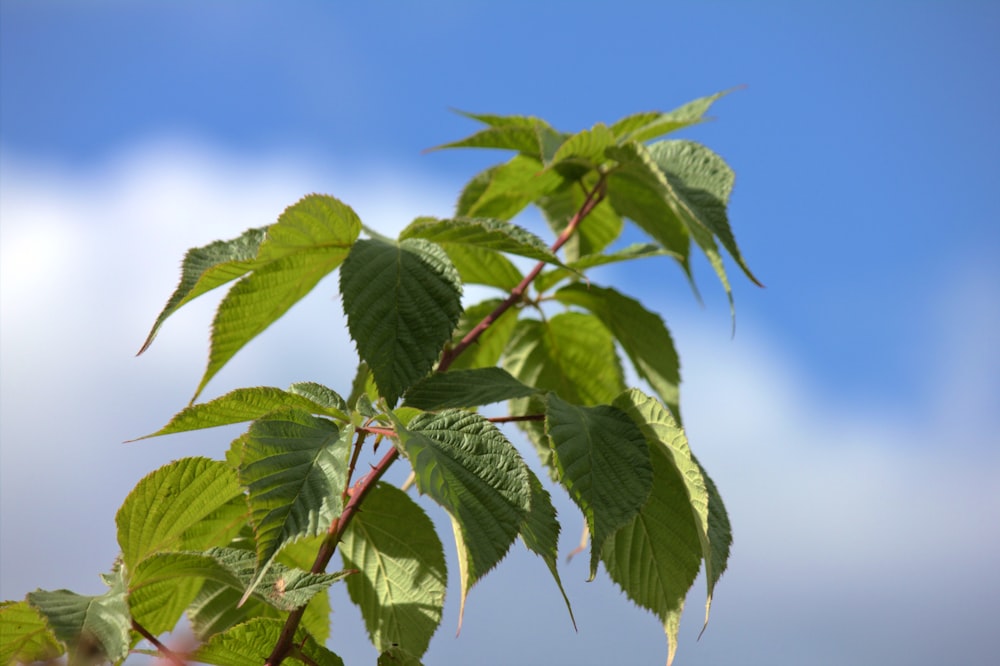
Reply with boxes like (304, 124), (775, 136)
(610, 89), (733, 145)
(193, 194), (361, 400)
(238, 410), (351, 601)
(194, 617), (343, 666)
(518, 469), (575, 629)
(401, 217), (563, 266)
(432, 111), (561, 159)
(403, 367), (538, 410)
(536, 177), (622, 262)
(0, 600), (64, 664)
(533, 243), (679, 294)
(544, 394), (653, 579)
(27, 569), (131, 666)
(139, 385), (349, 439)
(340, 483), (447, 657)
(392, 410), (531, 628)
(378, 645), (424, 666)
(116, 457), (246, 572)
(138, 226), (266, 355)
(503, 313), (625, 407)
(446, 298), (521, 372)
(555, 283), (681, 420)
(456, 154), (565, 220)
(698, 458), (733, 627)
(649, 140), (761, 286)
(546, 123), (615, 177)
(340, 237), (463, 405)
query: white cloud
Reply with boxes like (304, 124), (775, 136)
(1, 140), (997, 665)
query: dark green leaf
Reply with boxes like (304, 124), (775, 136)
(27, 569), (130, 666)
(610, 89), (733, 145)
(556, 284), (681, 420)
(519, 470), (576, 629)
(138, 226), (266, 355)
(116, 457), (246, 572)
(340, 483), (447, 657)
(544, 394), (652, 578)
(194, 617), (343, 666)
(392, 410), (531, 627)
(238, 410), (351, 600)
(0, 601), (64, 664)
(340, 238), (463, 405)
(403, 368), (538, 410)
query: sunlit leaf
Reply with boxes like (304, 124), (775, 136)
(403, 367), (537, 410)
(432, 111), (562, 159)
(518, 470), (575, 628)
(610, 89), (733, 145)
(536, 176), (622, 262)
(340, 238), (463, 405)
(456, 154), (565, 220)
(446, 298), (521, 372)
(340, 483), (447, 657)
(544, 394), (652, 578)
(0, 600), (64, 664)
(194, 617), (343, 666)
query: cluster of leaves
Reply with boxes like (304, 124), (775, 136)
(0, 90), (758, 666)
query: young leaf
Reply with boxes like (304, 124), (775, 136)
(533, 243), (678, 294)
(191, 194), (361, 400)
(400, 217), (565, 267)
(649, 139), (761, 286)
(0, 601), (64, 664)
(403, 367), (538, 410)
(446, 298), (521, 372)
(609, 89), (733, 145)
(194, 617), (343, 666)
(138, 226), (266, 355)
(392, 410), (531, 628)
(238, 411), (351, 601)
(116, 457), (246, 572)
(340, 483), (447, 658)
(518, 469), (576, 629)
(555, 284), (682, 420)
(544, 394), (653, 579)
(27, 569), (131, 666)
(432, 111), (560, 159)
(378, 646), (424, 666)
(536, 177), (622, 262)
(339, 238), (463, 406)
(456, 154), (565, 220)
(546, 123), (615, 177)
(138, 384), (349, 439)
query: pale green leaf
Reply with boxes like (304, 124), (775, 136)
(533, 243), (678, 294)
(193, 194), (361, 400)
(456, 154), (565, 220)
(546, 123), (615, 178)
(536, 177), (622, 262)
(400, 217), (563, 267)
(238, 411), (351, 600)
(138, 226), (266, 355)
(403, 367), (538, 410)
(556, 284), (681, 420)
(194, 617), (343, 666)
(340, 483), (447, 657)
(116, 457), (245, 572)
(27, 569), (130, 666)
(139, 385), (349, 439)
(339, 238), (463, 405)
(392, 410), (531, 626)
(446, 298), (521, 372)
(432, 111), (561, 158)
(378, 646), (424, 666)
(649, 140), (761, 286)
(519, 469), (575, 629)
(544, 394), (652, 578)
(0, 600), (64, 664)
(610, 89), (734, 145)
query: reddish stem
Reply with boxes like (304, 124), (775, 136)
(132, 620), (186, 666)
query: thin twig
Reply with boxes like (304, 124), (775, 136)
(488, 414), (545, 423)
(132, 620), (186, 666)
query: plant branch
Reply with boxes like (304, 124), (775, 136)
(488, 414), (545, 423)
(132, 620), (186, 666)
(438, 173), (607, 372)
(264, 445), (400, 666)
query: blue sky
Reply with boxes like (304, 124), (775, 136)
(2, 2), (998, 665)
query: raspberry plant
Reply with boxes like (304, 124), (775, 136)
(1, 90), (759, 666)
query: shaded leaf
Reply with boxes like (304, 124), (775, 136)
(446, 298), (521, 372)
(610, 89), (733, 145)
(378, 645), (424, 666)
(400, 217), (564, 266)
(340, 483), (447, 657)
(392, 410), (530, 628)
(556, 284), (681, 420)
(27, 569), (130, 666)
(0, 600), (64, 664)
(546, 123), (615, 179)
(403, 368), (538, 410)
(340, 238), (463, 405)
(116, 457), (245, 572)
(238, 411), (351, 601)
(518, 470), (575, 629)
(138, 226), (266, 355)
(544, 394), (653, 578)
(533, 243), (679, 294)
(536, 177), (622, 262)
(194, 617), (343, 666)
